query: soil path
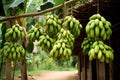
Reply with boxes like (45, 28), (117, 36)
(14, 70), (79, 80)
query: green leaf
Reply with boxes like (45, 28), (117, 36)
(53, 0), (65, 15)
(0, 0), (5, 16)
(48, 0), (54, 3)
(26, 0), (42, 13)
(26, 42), (34, 53)
(54, 0), (65, 6)
(40, 1), (54, 11)
(2, 0), (24, 15)
(10, 0), (24, 8)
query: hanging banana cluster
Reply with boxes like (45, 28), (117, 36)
(50, 39), (72, 61)
(2, 24), (26, 60)
(50, 28), (75, 60)
(86, 14), (112, 40)
(44, 14), (62, 37)
(37, 34), (54, 51)
(81, 37), (94, 54)
(28, 27), (44, 42)
(62, 16), (82, 38)
(0, 42), (25, 60)
(81, 14), (114, 63)
(57, 28), (75, 48)
(88, 41), (114, 63)
(5, 24), (25, 41)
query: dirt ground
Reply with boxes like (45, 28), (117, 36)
(14, 71), (79, 80)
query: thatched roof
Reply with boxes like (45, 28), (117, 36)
(72, 0), (120, 55)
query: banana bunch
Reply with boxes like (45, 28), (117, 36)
(81, 37), (94, 54)
(57, 28), (75, 49)
(88, 41), (114, 63)
(0, 42), (25, 60)
(37, 34), (54, 51)
(44, 14), (62, 37)
(50, 39), (72, 61)
(49, 28), (74, 60)
(5, 24), (25, 41)
(86, 14), (112, 40)
(28, 27), (44, 42)
(62, 16), (82, 38)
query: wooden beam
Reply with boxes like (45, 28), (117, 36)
(0, 0), (79, 22)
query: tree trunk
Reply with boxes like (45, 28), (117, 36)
(6, 60), (11, 80)
(21, 57), (27, 80)
(5, 21), (13, 80)
(19, 18), (28, 80)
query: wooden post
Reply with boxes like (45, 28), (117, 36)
(78, 51), (81, 80)
(96, 60), (99, 80)
(105, 63), (109, 80)
(85, 56), (87, 80)
(96, 61), (106, 80)
(91, 60), (97, 80)
(87, 61), (92, 80)
(81, 55), (87, 80)
(81, 55), (84, 80)
(109, 62), (113, 80)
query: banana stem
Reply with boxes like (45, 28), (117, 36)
(97, 0), (100, 13)
(63, 2), (67, 17)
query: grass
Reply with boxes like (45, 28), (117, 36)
(27, 69), (47, 76)
(14, 68), (48, 76)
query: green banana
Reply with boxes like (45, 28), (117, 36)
(5, 24), (25, 41)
